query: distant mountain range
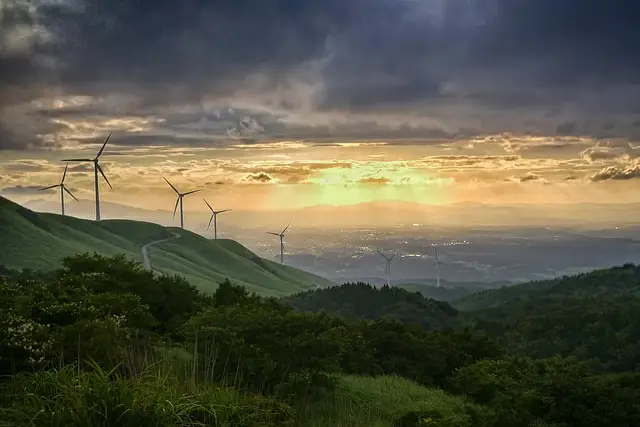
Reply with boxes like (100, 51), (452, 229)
(18, 196), (640, 229)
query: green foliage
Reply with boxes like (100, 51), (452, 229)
(297, 375), (491, 427)
(59, 253), (205, 334)
(466, 274), (640, 371)
(3, 249), (640, 426)
(286, 282), (458, 331)
(0, 363), (294, 427)
(0, 276), (156, 375)
(184, 299), (500, 393)
(447, 356), (640, 427)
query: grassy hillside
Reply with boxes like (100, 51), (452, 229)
(284, 282), (459, 331)
(453, 263), (640, 311)
(0, 196), (332, 296)
(298, 375), (485, 427)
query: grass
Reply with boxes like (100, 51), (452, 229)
(0, 363), (294, 427)
(297, 375), (488, 427)
(0, 366), (484, 427)
(0, 196), (333, 297)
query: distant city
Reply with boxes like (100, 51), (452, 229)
(245, 226), (640, 285)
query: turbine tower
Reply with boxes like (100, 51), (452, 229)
(61, 133), (113, 221)
(39, 164), (78, 216)
(203, 198), (231, 239)
(433, 245), (444, 288)
(377, 250), (397, 287)
(164, 177), (201, 229)
(267, 223), (291, 265)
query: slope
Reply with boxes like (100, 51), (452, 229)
(0, 196), (332, 296)
(395, 279), (511, 302)
(453, 263), (640, 311)
(299, 375), (488, 427)
(284, 282), (459, 331)
(457, 264), (640, 371)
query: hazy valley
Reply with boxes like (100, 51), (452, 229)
(20, 196), (640, 286)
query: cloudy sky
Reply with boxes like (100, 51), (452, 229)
(1, 0), (640, 217)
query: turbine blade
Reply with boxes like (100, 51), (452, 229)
(202, 198), (214, 212)
(164, 177), (180, 194)
(96, 132), (112, 158)
(217, 209), (232, 214)
(61, 158), (92, 162)
(97, 164), (112, 189)
(39, 184), (59, 191)
(207, 214), (214, 230)
(61, 164), (69, 183)
(267, 232), (280, 236)
(183, 189), (202, 196)
(63, 185), (79, 202)
(281, 222), (291, 234)
(172, 197), (180, 218)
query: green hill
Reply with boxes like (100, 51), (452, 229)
(453, 263), (640, 311)
(456, 264), (640, 371)
(284, 282), (459, 331)
(0, 196), (332, 296)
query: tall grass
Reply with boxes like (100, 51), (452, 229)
(296, 375), (490, 427)
(0, 360), (294, 427)
(1, 333), (486, 427)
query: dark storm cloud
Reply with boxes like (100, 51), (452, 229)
(2, 0), (640, 149)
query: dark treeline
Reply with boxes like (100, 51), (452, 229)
(286, 268), (640, 374)
(2, 254), (640, 426)
(285, 281), (459, 330)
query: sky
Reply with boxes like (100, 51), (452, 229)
(1, 0), (640, 222)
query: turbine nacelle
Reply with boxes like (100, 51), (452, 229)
(377, 250), (398, 285)
(164, 177), (201, 228)
(40, 164), (79, 215)
(267, 223), (291, 265)
(267, 223), (291, 238)
(203, 198), (231, 239)
(60, 133), (113, 221)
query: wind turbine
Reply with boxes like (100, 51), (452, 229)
(61, 133), (112, 221)
(267, 223), (291, 265)
(377, 250), (397, 287)
(164, 177), (201, 229)
(39, 164), (78, 216)
(202, 198), (231, 239)
(433, 246), (444, 288)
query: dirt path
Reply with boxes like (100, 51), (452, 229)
(141, 232), (181, 272)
